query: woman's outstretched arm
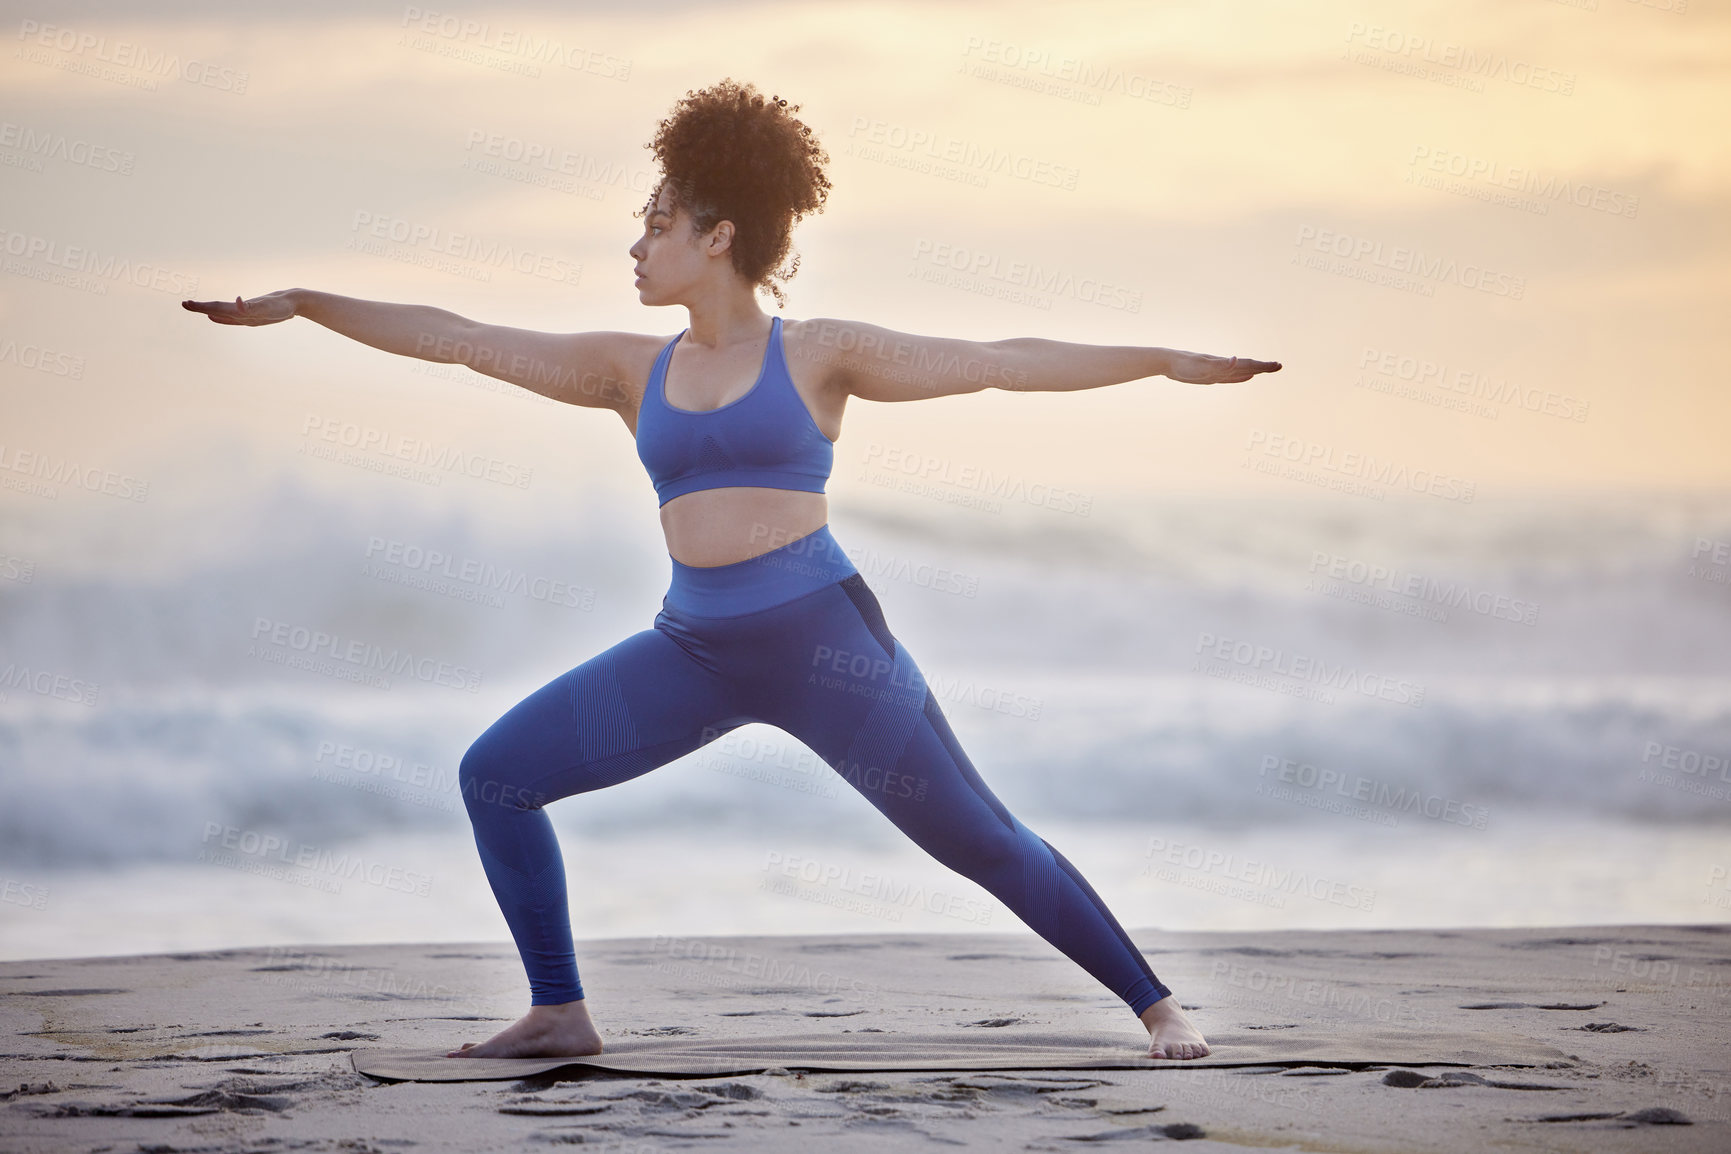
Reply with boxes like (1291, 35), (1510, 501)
(182, 290), (655, 412)
(787, 317), (1280, 403)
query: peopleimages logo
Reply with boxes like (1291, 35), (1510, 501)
(958, 35), (1192, 109)
(249, 617), (482, 693)
(0, 442), (149, 502)
(0, 226), (200, 295)
(1257, 755), (1489, 830)
(462, 129), (655, 192)
(1306, 551), (1539, 627)
(861, 442), (1092, 516)
(362, 536), (595, 610)
(1292, 225), (1524, 300)
(1194, 631), (1425, 708)
(199, 823), (432, 896)
(0, 334), (85, 378)
(1637, 740), (1731, 803)
(347, 211), (583, 286)
(1356, 346), (1589, 423)
(0, 120), (135, 175)
(846, 117), (1080, 191)
(300, 414), (533, 489)
(1243, 428), (1476, 504)
(15, 19), (250, 93)
(0, 662), (99, 706)
(910, 238), (1141, 313)
(652, 934), (877, 999)
(1144, 836), (1377, 911)
(761, 851), (994, 925)
(0, 877), (49, 911)
(1407, 145), (1638, 220)
(398, 7), (631, 80)
(1343, 22), (1575, 96)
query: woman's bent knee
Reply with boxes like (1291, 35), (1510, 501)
(458, 737), (548, 819)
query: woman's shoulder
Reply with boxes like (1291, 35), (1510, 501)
(780, 315), (876, 353)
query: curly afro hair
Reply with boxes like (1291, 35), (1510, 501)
(637, 78), (831, 308)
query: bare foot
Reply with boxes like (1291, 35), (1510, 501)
(446, 999), (603, 1059)
(1140, 996), (1210, 1060)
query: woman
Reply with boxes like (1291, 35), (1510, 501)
(185, 79), (1278, 1062)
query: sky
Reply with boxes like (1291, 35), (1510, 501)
(0, 0), (1727, 565)
(1, 0), (1729, 958)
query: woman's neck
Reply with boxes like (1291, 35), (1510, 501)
(680, 289), (772, 350)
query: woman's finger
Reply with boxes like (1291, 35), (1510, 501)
(1225, 357), (1282, 380)
(182, 299), (240, 318)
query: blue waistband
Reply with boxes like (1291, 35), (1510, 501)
(665, 523), (860, 617)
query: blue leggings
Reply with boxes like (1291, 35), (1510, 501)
(457, 524), (1172, 1017)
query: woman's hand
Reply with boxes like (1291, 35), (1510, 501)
(181, 290), (300, 326)
(1165, 351), (1282, 385)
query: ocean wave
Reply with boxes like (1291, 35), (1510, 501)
(2, 477), (1728, 866)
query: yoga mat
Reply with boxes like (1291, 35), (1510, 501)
(351, 1027), (1573, 1082)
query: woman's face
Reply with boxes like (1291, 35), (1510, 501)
(628, 183), (723, 307)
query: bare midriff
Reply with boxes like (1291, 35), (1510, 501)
(659, 486), (829, 567)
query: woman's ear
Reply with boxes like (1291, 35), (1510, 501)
(705, 219), (735, 257)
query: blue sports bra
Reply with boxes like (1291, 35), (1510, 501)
(634, 316), (835, 506)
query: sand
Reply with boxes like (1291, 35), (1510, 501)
(3, 924), (1727, 1152)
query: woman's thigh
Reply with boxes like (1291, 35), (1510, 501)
(737, 576), (1022, 859)
(460, 624), (744, 810)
